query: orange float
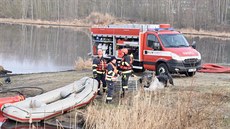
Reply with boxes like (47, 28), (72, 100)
(198, 63), (230, 73)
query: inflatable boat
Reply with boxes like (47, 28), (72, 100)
(1, 77), (98, 123)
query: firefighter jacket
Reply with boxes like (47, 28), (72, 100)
(120, 54), (133, 71)
(92, 57), (107, 74)
(106, 62), (118, 81)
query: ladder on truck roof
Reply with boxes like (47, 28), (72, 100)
(94, 24), (160, 32)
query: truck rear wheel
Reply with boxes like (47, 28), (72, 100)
(156, 63), (168, 75)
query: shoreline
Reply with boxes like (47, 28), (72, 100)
(0, 18), (230, 38)
(0, 18), (90, 28)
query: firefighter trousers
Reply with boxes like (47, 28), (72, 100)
(96, 73), (107, 93)
(121, 72), (131, 91)
(106, 80), (114, 102)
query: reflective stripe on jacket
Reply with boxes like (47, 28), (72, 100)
(92, 57), (107, 74)
(120, 54), (132, 70)
(106, 63), (118, 81)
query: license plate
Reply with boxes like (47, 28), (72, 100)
(188, 68), (196, 72)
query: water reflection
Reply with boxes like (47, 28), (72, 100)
(186, 36), (230, 65)
(0, 23), (91, 74)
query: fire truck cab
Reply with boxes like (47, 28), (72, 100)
(91, 24), (201, 76)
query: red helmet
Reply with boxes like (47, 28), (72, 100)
(121, 48), (128, 54)
(97, 49), (103, 55)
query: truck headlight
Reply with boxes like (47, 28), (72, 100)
(197, 52), (201, 60)
(171, 53), (183, 61)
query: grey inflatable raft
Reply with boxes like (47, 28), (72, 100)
(1, 77), (98, 123)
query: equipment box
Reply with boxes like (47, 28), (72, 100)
(114, 76), (140, 92)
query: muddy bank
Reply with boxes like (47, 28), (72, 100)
(0, 70), (92, 97)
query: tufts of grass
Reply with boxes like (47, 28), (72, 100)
(83, 89), (227, 129)
(75, 57), (92, 71)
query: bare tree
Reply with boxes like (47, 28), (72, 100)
(0, 0), (229, 31)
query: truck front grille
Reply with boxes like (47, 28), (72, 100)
(183, 62), (200, 67)
(184, 58), (198, 63)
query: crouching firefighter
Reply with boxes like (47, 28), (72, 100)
(105, 56), (118, 103)
(92, 49), (107, 95)
(119, 48), (133, 97)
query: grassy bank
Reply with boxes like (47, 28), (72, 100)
(0, 12), (129, 28)
(84, 88), (228, 129)
(1, 15), (230, 38)
(2, 70), (229, 128)
(179, 28), (230, 39)
(75, 57), (92, 71)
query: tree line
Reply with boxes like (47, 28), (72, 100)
(0, 0), (229, 31)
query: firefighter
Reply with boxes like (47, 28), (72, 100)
(105, 56), (118, 103)
(119, 48), (133, 98)
(0, 65), (12, 84)
(92, 49), (107, 95)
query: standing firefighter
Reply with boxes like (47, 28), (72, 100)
(105, 56), (118, 103)
(119, 48), (133, 97)
(92, 49), (107, 95)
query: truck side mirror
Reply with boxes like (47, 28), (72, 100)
(88, 52), (92, 56)
(190, 41), (196, 49)
(153, 42), (161, 50)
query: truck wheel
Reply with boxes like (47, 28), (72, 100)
(156, 63), (168, 75)
(185, 72), (196, 77)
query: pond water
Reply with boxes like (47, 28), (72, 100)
(0, 23), (229, 74)
(186, 36), (230, 66)
(0, 23), (91, 74)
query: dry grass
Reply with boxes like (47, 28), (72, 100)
(0, 12), (131, 28)
(0, 18), (91, 27)
(75, 57), (92, 71)
(179, 28), (230, 38)
(77, 12), (131, 26)
(83, 89), (227, 129)
(74, 12), (116, 25)
(1, 13), (230, 38)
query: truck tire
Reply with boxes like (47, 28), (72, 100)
(185, 72), (196, 77)
(156, 63), (168, 75)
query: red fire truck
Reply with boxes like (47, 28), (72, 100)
(91, 24), (201, 76)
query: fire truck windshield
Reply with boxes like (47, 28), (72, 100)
(159, 34), (189, 48)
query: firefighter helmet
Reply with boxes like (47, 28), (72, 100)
(97, 49), (103, 55)
(110, 56), (116, 61)
(122, 48), (128, 54)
